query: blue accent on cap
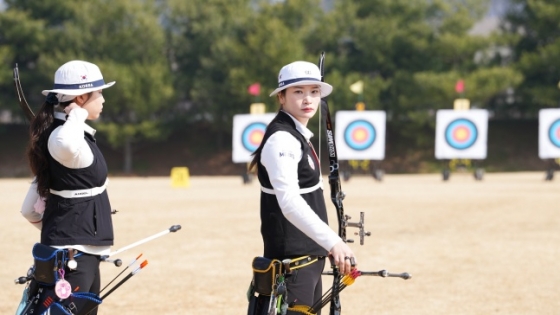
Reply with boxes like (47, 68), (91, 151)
(278, 77), (320, 88)
(53, 79), (106, 90)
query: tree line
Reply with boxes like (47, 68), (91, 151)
(0, 0), (558, 172)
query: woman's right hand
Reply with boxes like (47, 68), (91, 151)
(64, 102), (81, 114)
(329, 240), (358, 275)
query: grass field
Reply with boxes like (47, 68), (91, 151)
(1, 173), (559, 314)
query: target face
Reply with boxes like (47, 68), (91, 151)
(539, 109), (560, 158)
(242, 122), (267, 152)
(232, 113), (275, 163)
(335, 110), (386, 160)
(548, 119), (560, 148)
(435, 109), (488, 159)
(445, 118), (478, 150)
(344, 120), (376, 151)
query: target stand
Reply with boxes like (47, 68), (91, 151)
(341, 160), (384, 182)
(441, 159), (484, 181)
(544, 159), (559, 181)
(539, 109), (560, 181)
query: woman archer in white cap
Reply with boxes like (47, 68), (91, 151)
(249, 61), (357, 314)
(20, 60), (115, 315)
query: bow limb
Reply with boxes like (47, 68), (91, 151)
(13, 64), (35, 122)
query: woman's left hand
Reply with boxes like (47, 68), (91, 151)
(329, 240), (358, 275)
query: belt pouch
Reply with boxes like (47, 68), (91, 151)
(252, 256), (281, 296)
(32, 243), (65, 285)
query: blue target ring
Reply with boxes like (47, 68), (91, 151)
(344, 120), (376, 151)
(242, 122), (267, 152)
(548, 119), (560, 148)
(445, 118), (478, 150)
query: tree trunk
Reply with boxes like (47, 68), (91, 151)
(123, 136), (133, 174)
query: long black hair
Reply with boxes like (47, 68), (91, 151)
(26, 93), (72, 197)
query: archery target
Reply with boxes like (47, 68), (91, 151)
(232, 113), (275, 163)
(538, 109), (560, 158)
(335, 110), (386, 160)
(435, 109), (488, 159)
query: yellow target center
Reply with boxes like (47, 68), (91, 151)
(455, 128), (468, 141)
(354, 129), (367, 142)
(250, 132), (263, 144)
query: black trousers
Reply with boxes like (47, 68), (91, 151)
(254, 258), (325, 315)
(67, 253), (101, 315)
(67, 252), (101, 294)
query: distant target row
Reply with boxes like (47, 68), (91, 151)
(232, 109), (560, 181)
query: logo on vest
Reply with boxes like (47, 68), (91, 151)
(308, 154), (315, 170)
(279, 151), (295, 159)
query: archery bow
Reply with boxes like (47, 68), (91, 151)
(318, 52), (410, 315)
(13, 64), (36, 121)
(318, 51), (343, 315)
(318, 51), (367, 315)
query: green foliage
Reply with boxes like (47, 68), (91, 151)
(0, 46), (13, 86)
(0, 8), (50, 111)
(505, 0), (560, 109)
(96, 120), (166, 148)
(165, 0), (256, 127)
(0, 0), (173, 172)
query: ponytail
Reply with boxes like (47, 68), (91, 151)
(27, 93), (77, 197)
(27, 102), (54, 198)
(248, 148), (260, 171)
(26, 94), (58, 198)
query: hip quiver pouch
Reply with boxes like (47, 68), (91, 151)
(32, 243), (67, 285)
(252, 256), (282, 296)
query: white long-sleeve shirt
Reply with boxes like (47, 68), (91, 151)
(21, 108), (110, 255)
(260, 111), (341, 252)
(21, 182), (43, 230)
(48, 109), (95, 168)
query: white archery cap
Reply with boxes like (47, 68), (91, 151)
(269, 61), (333, 97)
(42, 60), (115, 96)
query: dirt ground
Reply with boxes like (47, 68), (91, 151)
(1, 172), (559, 315)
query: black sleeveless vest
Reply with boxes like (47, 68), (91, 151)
(257, 111), (329, 258)
(41, 119), (114, 246)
